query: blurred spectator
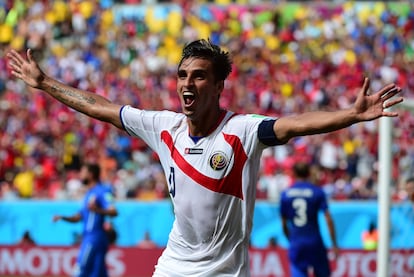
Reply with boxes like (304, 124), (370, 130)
(0, 181), (19, 200)
(18, 230), (36, 246)
(361, 221), (378, 251)
(399, 177), (414, 203)
(136, 178), (165, 201)
(12, 160), (36, 198)
(257, 164), (290, 203)
(65, 170), (84, 200)
(407, 177), (414, 203)
(137, 231), (157, 249)
(268, 237), (278, 249)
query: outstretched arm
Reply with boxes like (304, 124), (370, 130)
(52, 213), (81, 223)
(7, 49), (124, 129)
(273, 77), (403, 143)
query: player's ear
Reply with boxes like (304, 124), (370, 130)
(216, 80), (224, 94)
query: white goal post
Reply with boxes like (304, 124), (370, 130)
(377, 99), (414, 277)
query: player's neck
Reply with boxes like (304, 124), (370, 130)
(85, 181), (99, 189)
(188, 109), (225, 137)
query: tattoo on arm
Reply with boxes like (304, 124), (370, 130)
(50, 84), (96, 108)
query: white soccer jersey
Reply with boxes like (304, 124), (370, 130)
(120, 106), (272, 276)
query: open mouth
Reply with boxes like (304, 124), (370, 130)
(183, 91), (196, 106)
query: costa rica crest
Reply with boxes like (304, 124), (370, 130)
(209, 151), (228, 171)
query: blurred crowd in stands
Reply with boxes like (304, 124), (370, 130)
(0, 0), (414, 202)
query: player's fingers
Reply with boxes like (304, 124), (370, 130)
(8, 60), (19, 70)
(383, 97), (404, 109)
(378, 83), (398, 99)
(11, 70), (22, 79)
(381, 86), (402, 101)
(382, 110), (399, 117)
(362, 77), (370, 96)
(8, 49), (25, 65)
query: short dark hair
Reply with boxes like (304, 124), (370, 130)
(293, 162), (311, 179)
(178, 39), (233, 81)
(85, 163), (101, 181)
(406, 177), (414, 183)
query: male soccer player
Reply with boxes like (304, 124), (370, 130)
(280, 162), (339, 277)
(8, 39), (402, 276)
(53, 163), (118, 277)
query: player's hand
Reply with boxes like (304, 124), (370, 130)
(354, 77), (403, 121)
(7, 49), (45, 89)
(88, 196), (98, 212)
(332, 246), (340, 260)
(88, 202), (98, 212)
(52, 215), (61, 222)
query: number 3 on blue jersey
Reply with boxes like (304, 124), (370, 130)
(168, 167), (176, 197)
(293, 198), (307, 227)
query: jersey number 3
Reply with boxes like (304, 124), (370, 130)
(292, 198), (307, 227)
